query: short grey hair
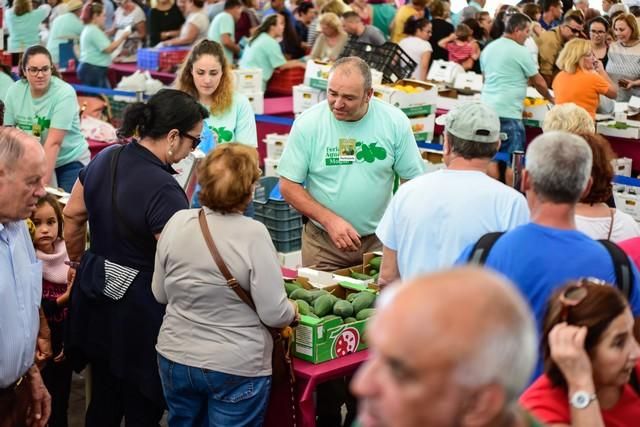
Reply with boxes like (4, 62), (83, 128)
(330, 56), (372, 91)
(505, 12), (531, 34)
(453, 294), (537, 408)
(526, 131), (592, 204)
(0, 127), (27, 173)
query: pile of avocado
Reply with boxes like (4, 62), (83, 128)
(607, 121), (630, 130)
(349, 256), (382, 282)
(285, 281), (376, 325)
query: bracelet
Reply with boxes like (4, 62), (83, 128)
(64, 260), (80, 269)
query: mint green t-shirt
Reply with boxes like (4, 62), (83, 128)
(202, 92), (258, 148)
(278, 98), (425, 235)
(480, 37), (538, 120)
(4, 77), (88, 167)
(47, 12), (84, 66)
(80, 24), (112, 67)
(0, 72), (15, 103)
(239, 33), (286, 91)
(208, 12), (236, 64)
(5, 7), (50, 52)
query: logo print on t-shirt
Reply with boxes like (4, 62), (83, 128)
(356, 142), (387, 163)
(212, 126), (233, 142)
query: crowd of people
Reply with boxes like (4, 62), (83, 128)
(2, 0), (640, 427)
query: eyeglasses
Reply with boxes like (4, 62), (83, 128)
(558, 278), (606, 323)
(26, 66), (51, 76)
(181, 132), (201, 150)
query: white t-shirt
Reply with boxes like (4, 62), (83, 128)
(575, 210), (640, 243)
(376, 169), (530, 279)
(114, 4), (146, 30)
(398, 36), (432, 80)
(181, 11), (210, 43)
(524, 36), (539, 69)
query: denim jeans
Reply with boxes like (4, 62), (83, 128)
(157, 354), (271, 427)
(494, 118), (526, 167)
(77, 62), (110, 88)
(55, 161), (84, 193)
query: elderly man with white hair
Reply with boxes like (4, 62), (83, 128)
(352, 266), (542, 427)
(457, 131), (640, 377)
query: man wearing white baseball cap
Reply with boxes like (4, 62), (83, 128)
(376, 101), (530, 285)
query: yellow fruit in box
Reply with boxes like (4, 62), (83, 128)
(412, 123), (425, 132)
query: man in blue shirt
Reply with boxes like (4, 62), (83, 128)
(0, 127), (50, 425)
(539, 0), (563, 30)
(457, 131), (640, 377)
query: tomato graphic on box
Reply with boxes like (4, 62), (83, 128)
(332, 327), (361, 359)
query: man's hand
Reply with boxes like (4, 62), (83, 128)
(26, 365), (51, 427)
(323, 214), (361, 252)
(35, 310), (52, 370)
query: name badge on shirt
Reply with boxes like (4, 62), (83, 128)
(338, 138), (356, 162)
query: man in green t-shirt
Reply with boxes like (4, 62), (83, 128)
(278, 56), (424, 271)
(207, 0), (243, 64)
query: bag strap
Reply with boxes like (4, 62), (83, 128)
(198, 208), (258, 312)
(468, 231), (505, 265)
(597, 239), (634, 301)
(607, 208), (615, 241)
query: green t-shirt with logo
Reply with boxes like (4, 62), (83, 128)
(80, 24), (112, 67)
(200, 92), (258, 150)
(208, 11), (236, 65)
(4, 77), (88, 167)
(239, 32), (286, 91)
(278, 98), (425, 235)
(47, 12), (84, 66)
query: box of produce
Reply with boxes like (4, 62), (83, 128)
(304, 60), (333, 90)
(410, 114), (435, 142)
(373, 80), (438, 117)
(436, 88), (481, 111)
(233, 69), (263, 93)
(597, 121), (640, 139)
(522, 97), (550, 128)
(284, 279), (377, 363)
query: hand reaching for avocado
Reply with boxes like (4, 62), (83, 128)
(323, 213), (362, 252)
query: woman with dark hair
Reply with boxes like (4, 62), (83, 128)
(428, 0), (454, 62)
(63, 89), (209, 426)
(574, 133), (640, 242)
(589, 16), (611, 68)
(3, 45), (89, 192)
(148, 0), (185, 47)
(520, 280), (640, 426)
(78, 2), (132, 88)
(399, 17), (432, 80)
(280, 10), (306, 59)
(153, 143), (298, 425)
(239, 14), (305, 91)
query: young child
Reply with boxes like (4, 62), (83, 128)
(30, 194), (73, 427)
(438, 23), (481, 70)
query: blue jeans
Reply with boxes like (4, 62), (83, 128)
(77, 62), (110, 88)
(494, 118), (526, 167)
(157, 354), (271, 427)
(56, 161), (84, 193)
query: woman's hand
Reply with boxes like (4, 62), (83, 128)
(594, 59), (605, 74)
(549, 323), (594, 386)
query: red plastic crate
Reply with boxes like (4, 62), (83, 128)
(266, 67), (305, 97)
(158, 49), (190, 72)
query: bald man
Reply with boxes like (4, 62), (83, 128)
(0, 127), (50, 426)
(352, 267), (542, 427)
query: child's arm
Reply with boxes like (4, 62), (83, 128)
(471, 40), (481, 61)
(438, 33), (456, 50)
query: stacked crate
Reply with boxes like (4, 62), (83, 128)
(233, 69), (264, 114)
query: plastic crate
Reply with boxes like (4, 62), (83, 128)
(137, 47), (190, 71)
(107, 98), (131, 128)
(255, 212), (302, 230)
(272, 236), (302, 252)
(267, 225), (302, 241)
(339, 41), (416, 84)
(266, 67), (305, 97)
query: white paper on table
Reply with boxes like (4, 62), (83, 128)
(111, 28), (130, 60)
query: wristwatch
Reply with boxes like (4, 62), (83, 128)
(570, 391), (597, 409)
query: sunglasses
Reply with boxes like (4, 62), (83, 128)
(558, 278), (606, 323)
(181, 132), (201, 150)
(567, 26), (583, 35)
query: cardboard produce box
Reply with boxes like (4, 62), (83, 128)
(332, 264), (375, 285)
(522, 97), (551, 127)
(293, 84), (326, 113)
(246, 91), (264, 115)
(264, 133), (288, 160)
(373, 80), (438, 117)
(427, 60), (464, 85)
(233, 69), (263, 93)
(410, 114), (435, 142)
(289, 279), (377, 363)
(597, 121), (640, 139)
(436, 89), (481, 111)
(453, 71), (483, 93)
(304, 60), (332, 90)
(614, 186), (640, 222)
(264, 157), (279, 177)
(612, 157), (632, 177)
